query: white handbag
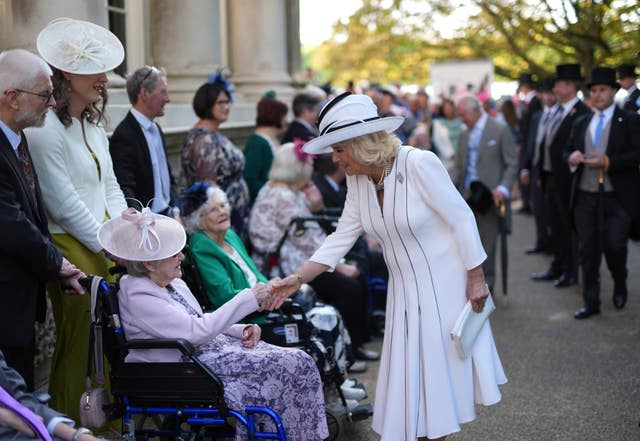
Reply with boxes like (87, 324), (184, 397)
(450, 294), (495, 359)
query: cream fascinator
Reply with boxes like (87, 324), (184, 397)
(36, 18), (124, 75)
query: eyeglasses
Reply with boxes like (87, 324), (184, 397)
(13, 88), (54, 105)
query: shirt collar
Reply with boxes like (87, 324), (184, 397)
(524, 90), (536, 103)
(130, 108), (155, 132)
(561, 96), (580, 114)
(0, 119), (22, 151)
(473, 112), (488, 132)
(596, 103), (616, 119)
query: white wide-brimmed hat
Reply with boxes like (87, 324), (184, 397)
(36, 18), (124, 75)
(97, 208), (186, 262)
(302, 92), (404, 155)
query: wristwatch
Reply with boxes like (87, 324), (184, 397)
(71, 427), (93, 441)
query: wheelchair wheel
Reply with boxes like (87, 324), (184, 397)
(324, 408), (343, 441)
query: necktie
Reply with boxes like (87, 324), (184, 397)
(0, 385), (52, 441)
(17, 138), (37, 202)
(593, 112), (605, 147)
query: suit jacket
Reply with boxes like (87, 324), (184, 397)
(518, 95), (542, 163)
(537, 99), (591, 188)
(455, 116), (519, 195)
(0, 130), (62, 347)
(281, 120), (316, 144)
(622, 87), (639, 113)
(312, 172), (346, 209)
(522, 109), (543, 172)
(109, 111), (176, 209)
(568, 107), (640, 223)
(0, 350), (62, 437)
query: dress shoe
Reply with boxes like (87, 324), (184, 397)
(553, 274), (577, 288)
(347, 361), (367, 373)
(613, 291), (628, 309)
(354, 346), (380, 361)
(574, 306), (600, 319)
(531, 269), (561, 281)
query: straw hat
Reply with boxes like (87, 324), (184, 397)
(302, 92), (404, 155)
(97, 208), (186, 262)
(36, 18), (124, 75)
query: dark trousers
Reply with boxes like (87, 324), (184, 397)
(545, 173), (578, 278)
(0, 337), (35, 391)
(531, 167), (550, 248)
(309, 271), (369, 348)
(474, 206), (499, 292)
(574, 191), (630, 310)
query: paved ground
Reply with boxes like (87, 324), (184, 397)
(341, 209), (640, 441)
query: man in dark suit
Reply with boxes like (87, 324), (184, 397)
(110, 66), (176, 214)
(567, 67), (640, 319)
(281, 92), (320, 144)
(531, 64), (591, 288)
(516, 73), (543, 214)
(520, 76), (557, 254)
(617, 64), (639, 113)
(0, 49), (84, 389)
(455, 95), (519, 293)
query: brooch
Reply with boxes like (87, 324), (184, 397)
(397, 173), (404, 184)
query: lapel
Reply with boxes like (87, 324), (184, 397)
(0, 130), (43, 224)
(126, 111), (153, 166)
(605, 107), (624, 155)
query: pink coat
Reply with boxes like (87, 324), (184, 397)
(118, 275), (258, 362)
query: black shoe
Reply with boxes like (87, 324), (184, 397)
(613, 291), (628, 309)
(554, 274), (577, 288)
(531, 269), (561, 281)
(574, 306), (600, 319)
(354, 346), (380, 361)
(525, 245), (546, 254)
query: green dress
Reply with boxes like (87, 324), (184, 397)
(189, 229), (268, 324)
(243, 133), (274, 202)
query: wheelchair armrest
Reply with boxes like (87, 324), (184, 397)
(124, 338), (196, 356)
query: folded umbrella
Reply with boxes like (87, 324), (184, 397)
(497, 199), (508, 295)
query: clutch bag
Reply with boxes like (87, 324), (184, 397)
(450, 294), (495, 359)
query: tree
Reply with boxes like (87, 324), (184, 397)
(307, 0), (640, 86)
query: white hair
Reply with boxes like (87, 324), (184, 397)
(269, 142), (313, 185)
(455, 94), (482, 113)
(181, 186), (229, 234)
(0, 49), (52, 93)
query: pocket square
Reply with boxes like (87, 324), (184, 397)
(487, 139), (497, 147)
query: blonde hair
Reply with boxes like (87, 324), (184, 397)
(346, 131), (401, 167)
(268, 142), (313, 185)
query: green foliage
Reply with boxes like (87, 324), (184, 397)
(306, 0), (640, 86)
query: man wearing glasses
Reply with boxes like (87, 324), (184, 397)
(0, 49), (85, 389)
(110, 66), (176, 214)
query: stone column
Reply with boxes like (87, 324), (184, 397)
(227, 0), (294, 104)
(150, 0), (225, 104)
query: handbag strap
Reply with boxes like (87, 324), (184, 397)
(86, 276), (105, 387)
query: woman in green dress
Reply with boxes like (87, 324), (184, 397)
(25, 18), (127, 423)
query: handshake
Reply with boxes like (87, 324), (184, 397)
(252, 273), (304, 311)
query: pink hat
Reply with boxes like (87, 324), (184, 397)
(97, 208), (186, 261)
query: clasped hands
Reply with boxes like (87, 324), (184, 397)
(59, 257), (86, 295)
(253, 274), (304, 312)
(568, 150), (607, 169)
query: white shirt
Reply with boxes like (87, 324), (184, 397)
(588, 103), (615, 145)
(463, 112), (488, 190)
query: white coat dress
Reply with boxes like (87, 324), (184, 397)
(310, 146), (507, 440)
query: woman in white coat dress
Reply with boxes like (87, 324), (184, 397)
(272, 92), (507, 441)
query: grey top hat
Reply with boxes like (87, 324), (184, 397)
(586, 67), (620, 90)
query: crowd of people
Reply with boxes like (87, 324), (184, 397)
(1, 14), (638, 441)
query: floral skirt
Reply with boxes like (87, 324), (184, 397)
(197, 334), (328, 441)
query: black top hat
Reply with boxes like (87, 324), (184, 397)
(555, 64), (583, 82)
(536, 76), (556, 92)
(467, 181), (494, 214)
(586, 67), (620, 90)
(617, 64), (637, 79)
(518, 73), (535, 86)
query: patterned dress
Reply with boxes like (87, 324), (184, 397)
(182, 127), (250, 240)
(119, 277), (328, 441)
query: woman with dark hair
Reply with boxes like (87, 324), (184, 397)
(498, 98), (520, 142)
(431, 98), (464, 174)
(243, 92), (289, 201)
(24, 18), (127, 421)
(181, 73), (250, 240)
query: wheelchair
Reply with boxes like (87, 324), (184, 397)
(80, 276), (287, 441)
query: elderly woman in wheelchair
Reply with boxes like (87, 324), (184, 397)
(97, 208), (329, 441)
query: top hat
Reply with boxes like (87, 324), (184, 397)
(536, 76), (556, 92)
(467, 181), (494, 214)
(555, 64), (583, 82)
(302, 92), (404, 155)
(586, 67), (620, 90)
(617, 64), (637, 79)
(36, 18), (124, 75)
(97, 208), (186, 262)
(518, 73), (535, 86)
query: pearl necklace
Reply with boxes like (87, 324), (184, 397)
(374, 162), (392, 191)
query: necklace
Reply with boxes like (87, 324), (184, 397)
(374, 162), (392, 191)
